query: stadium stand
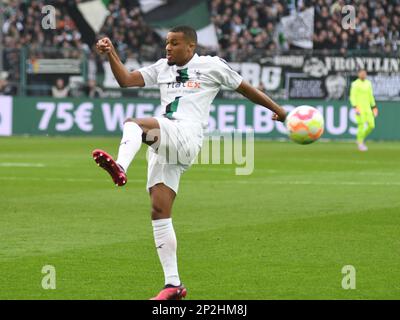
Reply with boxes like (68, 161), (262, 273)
(1, 0), (400, 95)
(312, 0), (400, 55)
(211, 0), (289, 61)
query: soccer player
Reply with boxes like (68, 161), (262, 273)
(93, 26), (286, 300)
(350, 69), (378, 151)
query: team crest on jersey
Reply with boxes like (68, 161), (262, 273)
(176, 68), (189, 83)
(194, 70), (201, 79)
(167, 68), (201, 89)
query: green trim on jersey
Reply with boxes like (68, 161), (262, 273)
(177, 68), (189, 83)
(165, 96), (181, 118)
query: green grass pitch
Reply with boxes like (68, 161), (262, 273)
(0, 136), (399, 300)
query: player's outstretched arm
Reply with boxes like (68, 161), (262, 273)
(236, 81), (287, 122)
(96, 37), (145, 88)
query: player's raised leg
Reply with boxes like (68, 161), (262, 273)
(92, 117), (160, 186)
(149, 183), (187, 300)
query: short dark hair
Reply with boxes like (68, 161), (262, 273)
(169, 25), (197, 45)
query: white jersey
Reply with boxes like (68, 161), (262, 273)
(138, 53), (243, 129)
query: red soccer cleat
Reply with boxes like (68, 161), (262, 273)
(150, 284), (187, 300)
(92, 149), (127, 186)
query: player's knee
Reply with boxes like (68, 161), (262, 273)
(123, 118), (136, 124)
(151, 204), (169, 220)
(123, 118), (148, 135)
(125, 118), (147, 131)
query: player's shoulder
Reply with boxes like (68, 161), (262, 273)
(142, 58), (168, 70)
(153, 58), (168, 67)
(197, 55), (232, 67)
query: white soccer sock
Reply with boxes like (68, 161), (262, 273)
(152, 218), (181, 287)
(116, 122), (143, 172)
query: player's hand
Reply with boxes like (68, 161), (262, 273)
(96, 37), (114, 54)
(272, 111), (287, 122)
(354, 107), (361, 115)
(373, 107), (379, 117)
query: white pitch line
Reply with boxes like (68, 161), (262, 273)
(277, 158), (400, 165)
(204, 180), (400, 186)
(0, 176), (398, 186)
(0, 163), (46, 167)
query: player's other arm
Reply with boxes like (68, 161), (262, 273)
(236, 80), (287, 122)
(368, 82), (378, 117)
(350, 82), (361, 115)
(96, 37), (145, 88)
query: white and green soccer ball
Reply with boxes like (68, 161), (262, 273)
(285, 105), (324, 145)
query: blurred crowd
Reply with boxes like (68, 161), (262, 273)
(312, 0), (400, 55)
(97, 0), (162, 62)
(1, 0), (400, 96)
(212, 0), (400, 58)
(1, 0), (88, 94)
(211, 0), (289, 61)
(0, 0), (163, 95)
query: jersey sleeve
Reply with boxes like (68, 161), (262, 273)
(137, 59), (165, 87)
(211, 57), (243, 90)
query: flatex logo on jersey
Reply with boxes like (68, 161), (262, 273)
(166, 81), (200, 89)
(0, 96), (13, 136)
(166, 68), (201, 89)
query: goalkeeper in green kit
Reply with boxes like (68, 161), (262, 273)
(350, 69), (379, 151)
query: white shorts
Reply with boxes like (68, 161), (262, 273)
(146, 116), (203, 194)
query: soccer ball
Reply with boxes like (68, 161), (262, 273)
(285, 106), (324, 144)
